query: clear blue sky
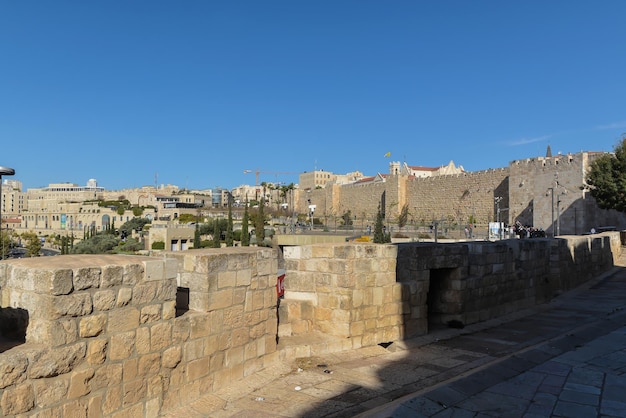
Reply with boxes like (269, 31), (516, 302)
(2, 1), (625, 191)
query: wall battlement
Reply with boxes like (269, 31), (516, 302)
(0, 233), (622, 416)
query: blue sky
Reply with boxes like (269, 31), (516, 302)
(2, 1), (625, 191)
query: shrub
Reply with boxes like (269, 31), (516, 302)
(151, 241), (165, 250)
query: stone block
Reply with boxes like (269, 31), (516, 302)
(132, 282), (157, 305)
(116, 287), (133, 307)
(150, 322), (172, 351)
(217, 270), (236, 289)
(187, 357), (210, 381)
(68, 367), (95, 398)
(208, 289), (233, 311)
(0, 383), (35, 415)
(123, 263), (145, 286)
(101, 265), (124, 288)
(140, 304), (161, 324)
(163, 346), (182, 369)
(73, 267), (101, 291)
(138, 353), (161, 378)
(93, 289), (117, 311)
(32, 377), (69, 409)
(143, 259), (165, 282)
(0, 350), (28, 389)
(136, 326), (151, 355)
(108, 307), (140, 333)
(79, 313), (107, 338)
(28, 343), (87, 379)
(52, 293), (93, 319)
(110, 331), (135, 360)
(86, 339), (108, 365)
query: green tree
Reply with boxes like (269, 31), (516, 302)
(255, 198), (266, 244)
(225, 198), (234, 247)
(211, 218), (221, 248)
(341, 210), (354, 226)
(178, 213), (196, 224)
(21, 232), (43, 257)
(119, 218), (151, 237)
(241, 200), (250, 246)
(193, 223), (201, 249)
(1, 229), (12, 259)
(586, 136), (626, 213)
(373, 203), (391, 243)
(71, 234), (119, 254)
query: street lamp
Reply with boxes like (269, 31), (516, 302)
(0, 166), (16, 260)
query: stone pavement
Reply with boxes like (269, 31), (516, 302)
(163, 251), (626, 418)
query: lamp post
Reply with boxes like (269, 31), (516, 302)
(0, 166), (16, 259)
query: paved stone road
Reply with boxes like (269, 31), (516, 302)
(164, 251), (626, 418)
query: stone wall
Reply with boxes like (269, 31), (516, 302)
(0, 248), (279, 417)
(0, 233), (621, 416)
(295, 152), (626, 234)
(279, 244), (403, 348)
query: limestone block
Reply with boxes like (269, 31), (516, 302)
(122, 379), (147, 407)
(150, 322), (172, 351)
(68, 367), (95, 398)
(101, 265), (124, 288)
(223, 305), (244, 330)
(108, 307), (140, 333)
(47, 318), (79, 347)
(123, 263), (145, 285)
(140, 304), (162, 324)
(184, 338), (204, 361)
(86, 339), (108, 365)
(132, 282), (157, 305)
(93, 289), (117, 311)
(236, 268), (252, 286)
(28, 343), (87, 379)
(50, 293), (93, 319)
(208, 289), (233, 311)
(62, 400), (87, 417)
(189, 313), (210, 339)
(102, 386), (122, 415)
(162, 300), (176, 320)
(87, 394), (103, 418)
(119, 359), (137, 385)
(138, 353), (161, 378)
(225, 345), (244, 367)
(189, 291), (209, 312)
(217, 270), (236, 289)
(162, 346), (182, 369)
(116, 287), (133, 307)
(72, 267), (101, 291)
(0, 350), (28, 389)
(143, 259), (165, 282)
(187, 357), (210, 381)
(1, 383), (35, 415)
(231, 327), (250, 348)
(32, 377), (69, 408)
(110, 331), (135, 360)
(79, 313), (107, 338)
(136, 326), (151, 355)
(156, 279), (177, 301)
(172, 316), (191, 344)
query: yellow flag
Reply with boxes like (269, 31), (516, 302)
(384, 151), (391, 157)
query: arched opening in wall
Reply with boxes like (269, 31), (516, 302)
(427, 267), (464, 331)
(176, 287), (189, 317)
(0, 307), (29, 352)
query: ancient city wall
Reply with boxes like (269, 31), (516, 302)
(279, 244), (403, 349)
(0, 233), (621, 416)
(0, 248), (280, 417)
(405, 168), (510, 228)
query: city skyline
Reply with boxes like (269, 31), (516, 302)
(2, 2), (626, 191)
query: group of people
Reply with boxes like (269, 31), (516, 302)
(513, 221), (546, 238)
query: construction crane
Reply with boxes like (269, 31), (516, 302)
(243, 169), (297, 186)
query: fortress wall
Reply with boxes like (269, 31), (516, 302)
(0, 248), (280, 417)
(0, 233), (621, 416)
(405, 169), (510, 228)
(280, 243), (403, 348)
